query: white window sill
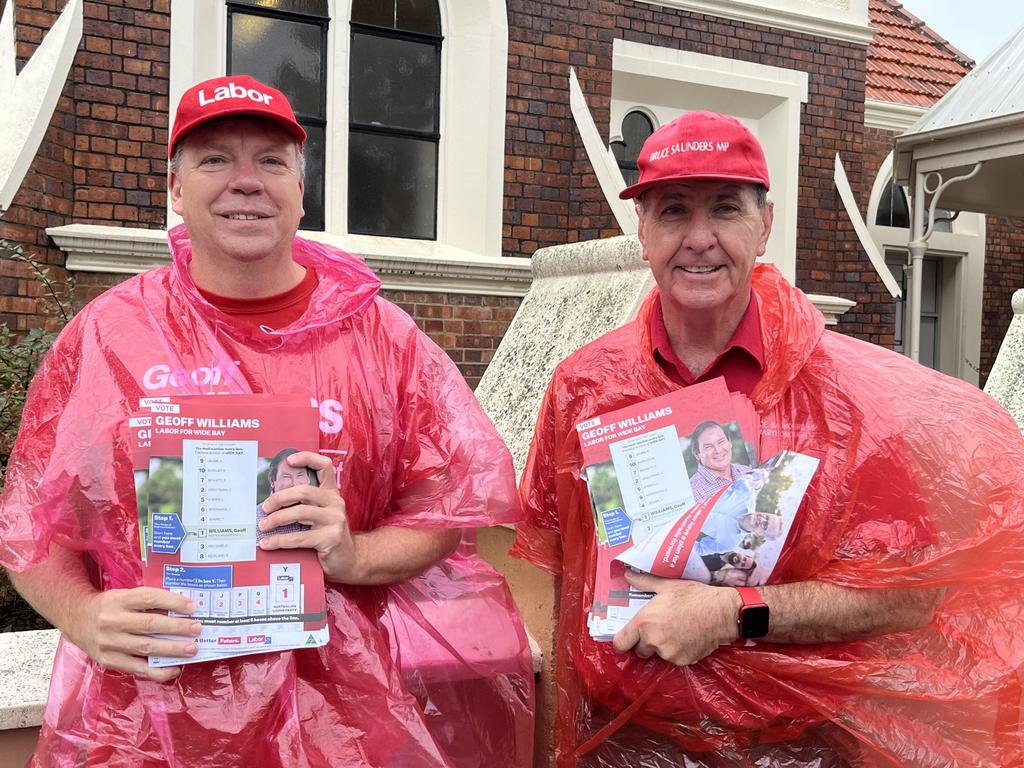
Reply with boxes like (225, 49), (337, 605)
(46, 224), (534, 298)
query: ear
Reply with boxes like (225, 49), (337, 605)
(756, 201), (774, 257)
(169, 170), (184, 216)
(636, 205), (650, 263)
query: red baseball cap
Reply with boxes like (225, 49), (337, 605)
(169, 74), (307, 158)
(619, 110), (770, 199)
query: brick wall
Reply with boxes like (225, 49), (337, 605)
(72, 0), (169, 227)
(382, 289), (520, 388)
(981, 218), (1024, 385)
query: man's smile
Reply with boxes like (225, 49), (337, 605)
(678, 264), (724, 274)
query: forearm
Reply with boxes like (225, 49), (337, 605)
(334, 526), (462, 586)
(757, 580), (943, 644)
(8, 544), (100, 648)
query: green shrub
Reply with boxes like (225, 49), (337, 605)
(0, 240), (73, 632)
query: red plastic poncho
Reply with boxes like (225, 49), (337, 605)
(0, 225), (533, 767)
(514, 264), (1024, 767)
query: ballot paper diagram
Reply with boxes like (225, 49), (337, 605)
(128, 395), (329, 666)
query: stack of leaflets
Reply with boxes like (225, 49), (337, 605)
(577, 378), (818, 641)
(127, 394), (330, 667)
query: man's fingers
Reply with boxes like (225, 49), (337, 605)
(286, 451), (338, 490)
(259, 530), (319, 551)
(612, 622), (640, 654)
(103, 631), (199, 661)
(259, 500), (341, 530)
(116, 610), (202, 640)
(100, 651), (183, 682)
(623, 569), (662, 593)
(115, 587), (196, 615)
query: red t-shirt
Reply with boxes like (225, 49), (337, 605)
(198, 268), (319, 329)
(649, 293), (764, 397)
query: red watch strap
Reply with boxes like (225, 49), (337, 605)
(735, 586), (766, 607)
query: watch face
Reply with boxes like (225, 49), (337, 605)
(740, 604), (770, 638)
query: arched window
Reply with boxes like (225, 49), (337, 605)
(875, 175), (953, 233)
(348, 0), (442, 239)
(874, 177), (909, 229)
(227, 0), (329, 230)
(610, 110), (653, 187)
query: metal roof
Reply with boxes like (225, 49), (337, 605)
(893, 20), (1024, 218)
(903, 23), (1024, 136)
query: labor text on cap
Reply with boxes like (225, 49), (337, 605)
(198, 80), (274, 108)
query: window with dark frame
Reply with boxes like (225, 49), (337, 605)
(348, 0), (442, 240)
(611, 111), (654, 187)
(226, 0), (328, 231)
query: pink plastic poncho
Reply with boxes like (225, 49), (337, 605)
(0, 225), (534, 767)
(514, 264), (1024, 768)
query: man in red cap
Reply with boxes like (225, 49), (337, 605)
(514, 110), (1024, 765)
(0, 75), (531, 766)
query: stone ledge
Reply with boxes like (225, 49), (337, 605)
(0, 618), (542, 732)
(0, 629), (58, 730)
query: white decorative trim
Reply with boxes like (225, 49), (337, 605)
(864, 99), (927, 133)
(46, 223), (534, 297)
(638, 0), (874, 45)
(0, 0), (83, 211)
(806, 293), (856, 325)
(47, 223), (169, 274)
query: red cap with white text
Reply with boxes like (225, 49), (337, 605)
(169, 74), (307, 158)
(619, 110), (770, 199)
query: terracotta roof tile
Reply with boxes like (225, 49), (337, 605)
(867, 0), (973, 106)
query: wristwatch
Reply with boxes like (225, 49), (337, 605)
(735, 586), (769, 639)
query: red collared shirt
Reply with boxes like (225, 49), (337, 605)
(649, 293), (764, 397)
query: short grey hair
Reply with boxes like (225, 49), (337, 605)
(168, 140), (306, 182)
(636, 183), (769, 213)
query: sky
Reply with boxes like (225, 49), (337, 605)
(899, 0), (1024, 63)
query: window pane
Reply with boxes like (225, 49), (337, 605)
(920, 316), (938, 369)
(299, 123), (324, 231)
(352, 0), (440, 34)
(230, 0), (327, 17)
(350, 33), (437, 132)
(921, 257), (939, 315)
(875, 178), (909, 228)
(348, 132), (437, 239)
(230, 12), (323, 117)
(932, 207), (954, 233)
(885, 254), (906, 352)
(621, 111), (653, 163)
(397, 0), (441, 34)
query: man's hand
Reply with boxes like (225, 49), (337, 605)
(257, 451), (461, 585)
(9, 545), (201, 683)
(257, 451), (361, 583)
(612, 570), (740, 666)
(73, 587), (201, 681)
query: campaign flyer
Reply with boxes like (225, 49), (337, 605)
(127, 395), (329, 666)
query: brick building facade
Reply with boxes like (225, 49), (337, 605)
(0, 0), (1021, 387)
